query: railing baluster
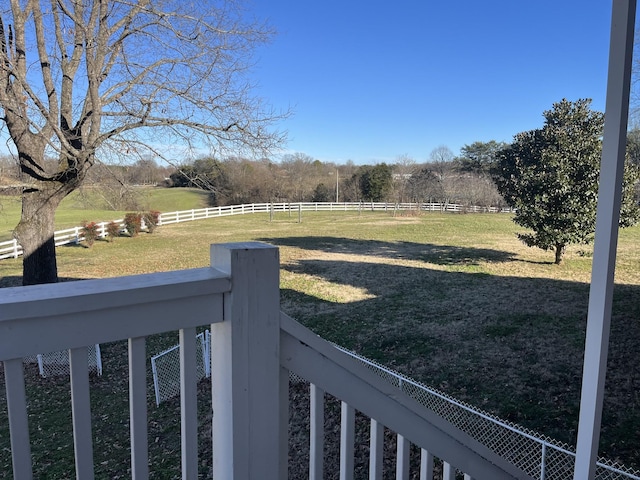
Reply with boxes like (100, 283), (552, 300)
(4, 358), (33, 480)
(180, 327), (198, 479)
(129, 336), (149, 479)
(69, 346), (95, 480)
(442, 461), (455, 480)
(369, 419), (383, 480)
(420, 448), (434, 480)
(340, 401), (355, 480)
(310, 383), (325, 480)
(396, 434), (410, 480)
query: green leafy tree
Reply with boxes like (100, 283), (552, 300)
(311, 183), (331, 202)
(458, 140), (507, 175)
(358, 163), (392, 202)
(492, 98), (640, 264)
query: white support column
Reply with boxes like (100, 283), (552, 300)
(573, 1), (636, 479)
(210, 242), (281, 480)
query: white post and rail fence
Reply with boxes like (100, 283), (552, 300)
(0, 201), (513, 260)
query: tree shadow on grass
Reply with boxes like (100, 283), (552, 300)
(259, 235), (518, 266)
(272, 242), (640, 468)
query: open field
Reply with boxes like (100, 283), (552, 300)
(0, 187), (209, 242)
(1, 208), (640, 476)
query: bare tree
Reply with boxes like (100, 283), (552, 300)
(391, 154), (417, 203)
(279, 152), (316, 201)
(0, 0), (286, 284)
(429, 145), (455, 164)
(0, 153), (19, 184)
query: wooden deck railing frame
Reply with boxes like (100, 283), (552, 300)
(1, 242), (533, 479)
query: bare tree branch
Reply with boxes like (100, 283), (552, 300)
(0, 0), (288, 284)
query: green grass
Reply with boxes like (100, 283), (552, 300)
(2, 210), (640, 476)
(0, 187), (209, 242)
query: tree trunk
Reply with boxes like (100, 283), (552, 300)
(14, 187), (66, 285)
(554, 244), (566, 265)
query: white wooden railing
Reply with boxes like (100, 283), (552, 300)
(0, 242), (531, 479)
(0, 201), (512, 260)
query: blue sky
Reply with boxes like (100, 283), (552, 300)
(250, 1), (615, 164)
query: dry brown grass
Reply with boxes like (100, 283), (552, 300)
(2, 211), (640, 473)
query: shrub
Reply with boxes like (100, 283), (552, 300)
(81, 221), (100, 248)
(124, 213), (142, 237)
(143, 210), (161, 234)
(106, 221), (121, 242)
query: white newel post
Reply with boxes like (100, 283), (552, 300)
(210, 242), (282, 479)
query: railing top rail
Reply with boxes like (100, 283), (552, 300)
(280, 312), (535, 480)
(335, 344), (575, 455)
(0, 267), (230, 360)
(0, 267), (229, 320)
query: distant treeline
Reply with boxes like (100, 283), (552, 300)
(161, 147), (507, 208)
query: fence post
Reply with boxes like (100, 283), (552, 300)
(210, 242), (282, 480)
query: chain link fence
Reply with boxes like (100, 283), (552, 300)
(23, 346), (102, 378)
(334, 345), (640, 480)
(144, 325), (640, 478)
(151, 331), (209, 406)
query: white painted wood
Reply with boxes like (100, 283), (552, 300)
(574, 1), (637, 479)
(340, 401), (355, 480)
(69, 347), (95, 480)
(369, 419), (383, 480)
(280, 367), (290, 480)
(210, 243), (281, 480)
(4, 358), (33, 480)
(310, 383), (325, 480)
(180, 327), (198, 479)
(280, 313), (534, 480)
(0, 268), (228, 361)
(420, 448), (434, 480)
(463, 474), (474, 480)
(396, 434), (410, 480)
(128, 337), (149, 479)
(443, 462), (455, 480)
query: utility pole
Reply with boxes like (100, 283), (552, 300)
(335, 169), (339, 203)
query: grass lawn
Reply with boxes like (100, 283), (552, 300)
(1, 209), (640, 476)
(0, 187), (209, 242)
